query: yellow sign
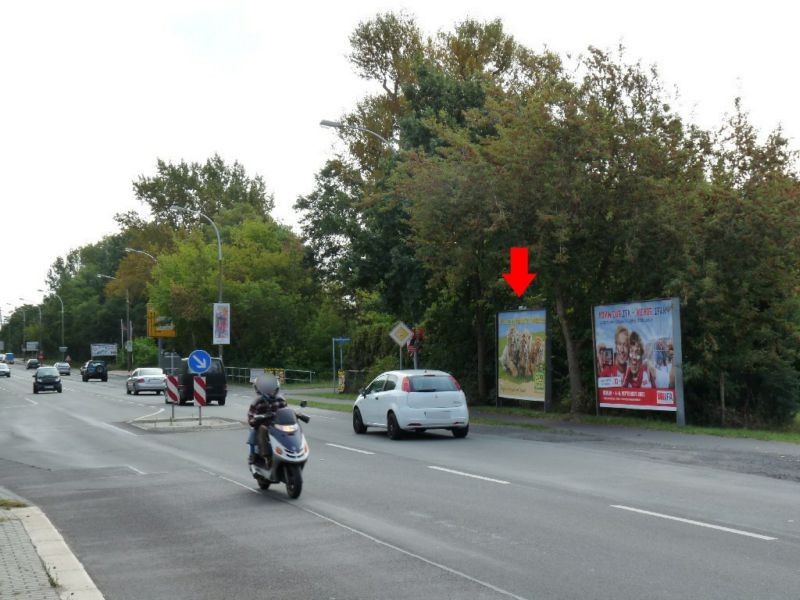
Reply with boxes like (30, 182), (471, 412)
(147, 304), (177, 338)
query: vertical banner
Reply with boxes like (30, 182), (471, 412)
(592, 298), (683, 414)
(497, 309), (548, 402)
(213, 303), (230, 345)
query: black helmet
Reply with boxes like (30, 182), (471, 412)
(255, 375), (280, 397)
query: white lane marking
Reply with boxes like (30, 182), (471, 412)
(25, 398), (38, 405)
(428, 466), (510, 485)
(218, 475), (259, 494)
(127, 465), (146, 475)
(611, 505), (778, 541)
(133, 408), (165, 421)
(326, 443), (375, 455)
(301, 506), (529, 600)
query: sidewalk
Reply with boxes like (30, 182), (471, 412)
(0, 487), (104, 600)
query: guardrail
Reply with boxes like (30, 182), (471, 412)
(224, 367), (317, 385)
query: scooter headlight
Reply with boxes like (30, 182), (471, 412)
(275, 423), (298, 433)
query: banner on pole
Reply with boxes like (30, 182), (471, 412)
(213, 303), (231, 345)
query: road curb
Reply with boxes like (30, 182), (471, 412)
(11, 506), (105, 600)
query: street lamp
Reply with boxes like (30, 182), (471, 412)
(98, 274), (131, 370)
(168, 205), (225, 359)
(125, 247), (158, 264)
(17, 298), (27, 356)
(38, 289), (65, 360)
(320, 119), (397, 151)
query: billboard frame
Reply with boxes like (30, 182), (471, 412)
(496, 307), (550, 407)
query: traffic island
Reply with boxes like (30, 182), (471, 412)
(129, 416), (244, 433)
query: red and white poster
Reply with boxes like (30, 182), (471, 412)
(592, 298), (683, 412)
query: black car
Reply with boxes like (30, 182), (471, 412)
(33, 366), (62, 394)
(81, 360), (108, 382)
(176, 357), (227, 405)
(26, 359), (40, 370)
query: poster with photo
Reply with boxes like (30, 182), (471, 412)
(592, 298), (682, 412)
(213, 303), (231, 345)
(497, 309), (547, 402)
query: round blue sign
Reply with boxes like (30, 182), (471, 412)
(188, 349), (213, 374)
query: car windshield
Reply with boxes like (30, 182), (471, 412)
(38, 368), (58, 376)
(140, 368), (163, 376)
(409, 375), (457, 392)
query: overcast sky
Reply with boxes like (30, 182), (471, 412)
(1, 0), (797, 320)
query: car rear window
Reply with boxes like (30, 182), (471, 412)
(38, 368), (58, 376)
(409, 375), (457, 392)
(140, 368), (163, 376)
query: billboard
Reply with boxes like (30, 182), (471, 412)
(497, 309), (547, 402)
(25, 341), (39, 352)
(91, 343), (118, 357)
(592, 298), (683, 412)
(147, 304), (177, 338)
(213, 303), (230, 345)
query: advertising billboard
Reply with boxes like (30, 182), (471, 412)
(592, 298), (683, 414)
(497, 309), (547, 402)
(90, 343), (118, 357)
(213, 303), (230, 345)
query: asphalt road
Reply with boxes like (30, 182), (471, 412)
(1, 362), (799, 599)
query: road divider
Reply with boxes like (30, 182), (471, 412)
(611, 505), (777, 541)
(428, 466), (510, 485)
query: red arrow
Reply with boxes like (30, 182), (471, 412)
(502, 247), (537, 297)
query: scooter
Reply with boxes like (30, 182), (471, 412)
(249, 402), (310, 499)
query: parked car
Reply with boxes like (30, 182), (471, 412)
(5, 353), (14, 364)
(54, 362), (71, 376)
(81, 360), (107, 382)
(33, 366), (62, 394)
(176, 357), (227, 405)
(0, 363), (10, 377)
(26, 359), (40, 370)
(0, 354), (5, 363)
(126, 367), (166, 395)
(353, 369), (469, 439)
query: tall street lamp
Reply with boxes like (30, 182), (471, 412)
(17, 298), (27, 356)
(320, 119), (397, 152)
(98, 274), (131, 371)
(125, 247), (158, 264)
(38, 289), (65, 360)
(168, 205), (225, 359)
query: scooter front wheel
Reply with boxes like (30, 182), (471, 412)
(285, 465), (303, 499)
(256, 475), (271, 490)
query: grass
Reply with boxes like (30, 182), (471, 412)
(0, 499), (28, 509)
(289, 390), (357, 401)
(286, 398), (352, 413)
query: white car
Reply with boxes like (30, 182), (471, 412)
(353, 369), (469, 439)
(0, 363), (10, 377)
(126, 367), (167, 395)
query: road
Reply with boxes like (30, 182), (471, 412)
(1, 361), (799, 599)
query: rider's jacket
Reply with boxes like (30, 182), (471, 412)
(247, 393), (287, 428)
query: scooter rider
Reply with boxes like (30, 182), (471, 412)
(248, 375), (287, 467)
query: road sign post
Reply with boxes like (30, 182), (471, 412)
(188, 350), (212, 426)
(331, 337), (351, 393)
(194, 376), (207, 425)
(166, 376), (179, 422)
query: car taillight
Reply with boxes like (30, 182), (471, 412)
(137, 378), (145, 383)
(401, 377), (411, 392)
(449, 375), (462, 390)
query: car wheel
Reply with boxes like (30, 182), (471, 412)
(58, 386), (62, 394)
(82, 376), (88, 382)
(386, 412), (402, 440)
(102, 377), (107, 382)
(218, 399), (226, 406)
(134, 389), (139, 395)
(452, 425), (469, 439)
(126, 387), (131, 395)
(353, 408), (367, 434)
(33, 386), (38, 394)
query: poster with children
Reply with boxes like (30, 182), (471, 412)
(593, 298), (682, 411)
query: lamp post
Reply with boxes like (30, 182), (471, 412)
(98, 274), (131, 370)
(168, 205), (224, 359)
(124, 247), (158, 264)
(38, 289), (65, 360)
(320, 119), (397, 151)
(17, 298), (27, 357)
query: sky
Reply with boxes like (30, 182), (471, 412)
(1, 0), (798, 320)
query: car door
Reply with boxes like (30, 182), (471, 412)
(359, 376), (386, 425)
(377, 374), (399, 426)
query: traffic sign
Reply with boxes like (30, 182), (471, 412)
(188, 349), (212, 374)
(166, 376), (179, 404)
(193, 376), (207, 406)
(333, 337), (351, 343)
(389, 322), (412, 347)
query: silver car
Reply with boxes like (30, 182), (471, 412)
(54, 362), (71, 376)
(126, 367), (167, 395)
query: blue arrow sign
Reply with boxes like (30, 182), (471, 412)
(188, 349), (212, 374)
(333, 337), (351, 343)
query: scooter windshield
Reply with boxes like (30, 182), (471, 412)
(274, 407), (298, 425)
